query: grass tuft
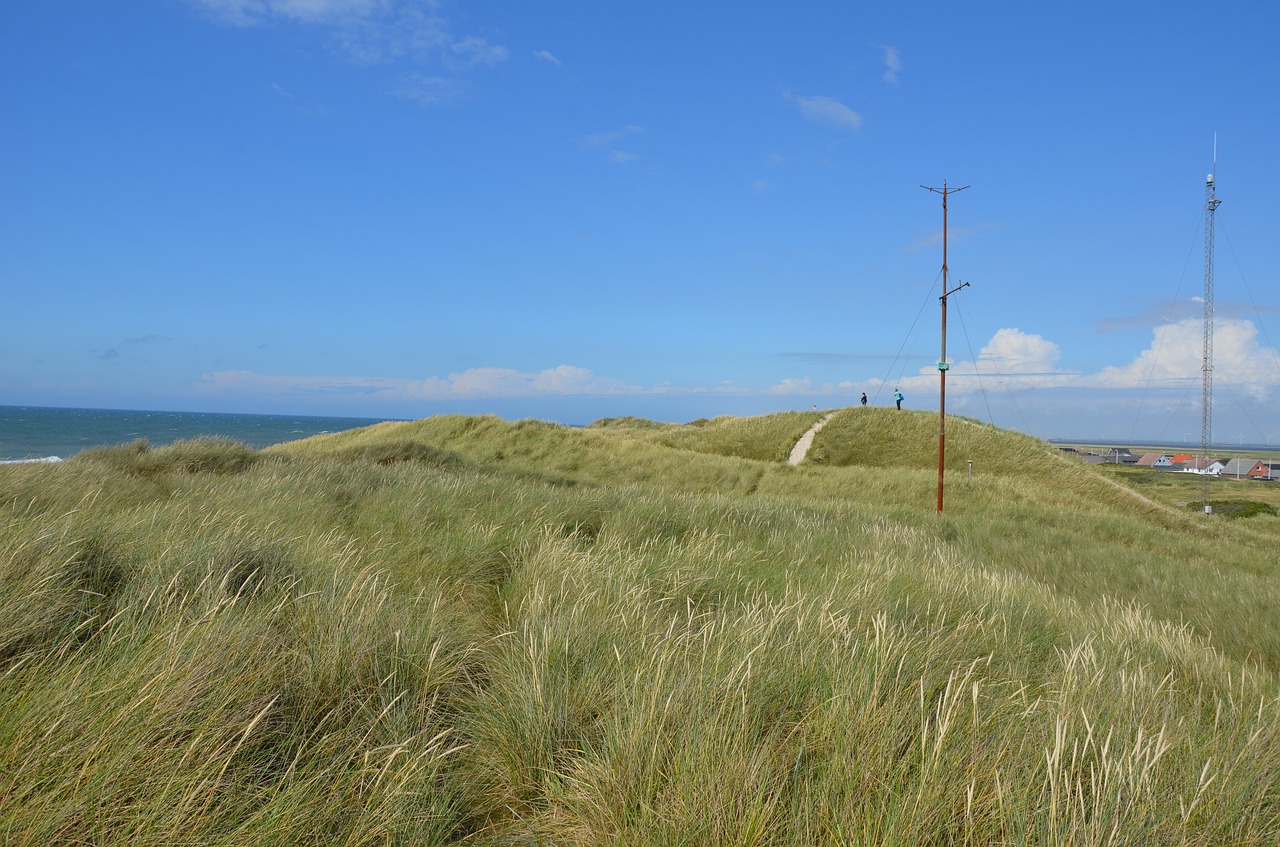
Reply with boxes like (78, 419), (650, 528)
(74, 437), (260, 477)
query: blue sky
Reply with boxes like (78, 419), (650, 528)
(3, 1), (1279, 442)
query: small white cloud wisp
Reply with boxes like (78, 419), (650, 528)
(882, 46), (902, 84)
(198, 365), (643, 401)
(787, 93), (862, 134)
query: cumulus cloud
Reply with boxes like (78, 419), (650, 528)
(194, 321), (1280, 415)
(788, 93), (862, 134)
(883, 328), (1074, 397)
(531, 365), (630, 394)
(863, 321), (1280, 401)
(1091, 318), (1280, 397)
(882, 45), (902, 84)
(975, 327), (1064, 375)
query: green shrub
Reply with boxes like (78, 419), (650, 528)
(1193, 499), (1279, 519)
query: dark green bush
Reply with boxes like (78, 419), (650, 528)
(1191, 499), (1279, 519)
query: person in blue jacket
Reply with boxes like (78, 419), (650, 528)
(893, 388), (904, 410)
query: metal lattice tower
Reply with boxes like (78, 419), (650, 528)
(1201, 168), (1221, 512)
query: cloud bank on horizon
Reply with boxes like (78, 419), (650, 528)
(196, 318), (1280, 406)
(891, 319), (1279, 397)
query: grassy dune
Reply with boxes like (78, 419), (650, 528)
(2, 411), (1278, 845)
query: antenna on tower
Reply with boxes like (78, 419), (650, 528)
(1201, 138), (1222, 514)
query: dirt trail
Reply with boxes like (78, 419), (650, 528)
(787, 413), (836, 465)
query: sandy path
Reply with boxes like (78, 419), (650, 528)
(787, 413), (836, 465)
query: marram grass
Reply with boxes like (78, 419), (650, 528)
(2, 413), (1279, 845)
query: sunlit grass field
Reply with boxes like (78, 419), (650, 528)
(2, 408), (1278, 845)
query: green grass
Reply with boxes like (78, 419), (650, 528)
(2, 416), (1279, 845)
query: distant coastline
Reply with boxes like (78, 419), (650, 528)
(1047, 437), (1278, 456)
(4, 404), (1275, 463)
(0, 405), (399, 462)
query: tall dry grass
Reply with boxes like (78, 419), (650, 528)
(0, 422), (1277, 844)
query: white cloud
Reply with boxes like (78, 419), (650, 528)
(580, 126), (645, 163)
(186, 0), (266, 26)
(887, 328), (1072, 395)
(765, 377), (817, 396)
(581, 126), (644, 149)
(869, 321), (1280, 401)
(450, 36), (508, 67)
(530, 365), (631, 395)
(533, 50), (561, 66)
(267, 0), (387, 22)
(186, 0), (507, 71)
(580, 131), (621, 150)
(1091, 318), (1280, 396)
(765, 377), (856, 396)
(882, 45), (902, 84)
(788, 93), (862, 134)
(188, 0), (390, 27)
(391, 73), (464, 106)
(976, 327), (1063, 374)
(198, 365), (642, 400)
(194, 321), (1280, 415)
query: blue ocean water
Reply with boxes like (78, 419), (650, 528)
(0, 406), (398, 462)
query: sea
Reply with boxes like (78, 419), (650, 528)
(0, 405), (399, 463)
